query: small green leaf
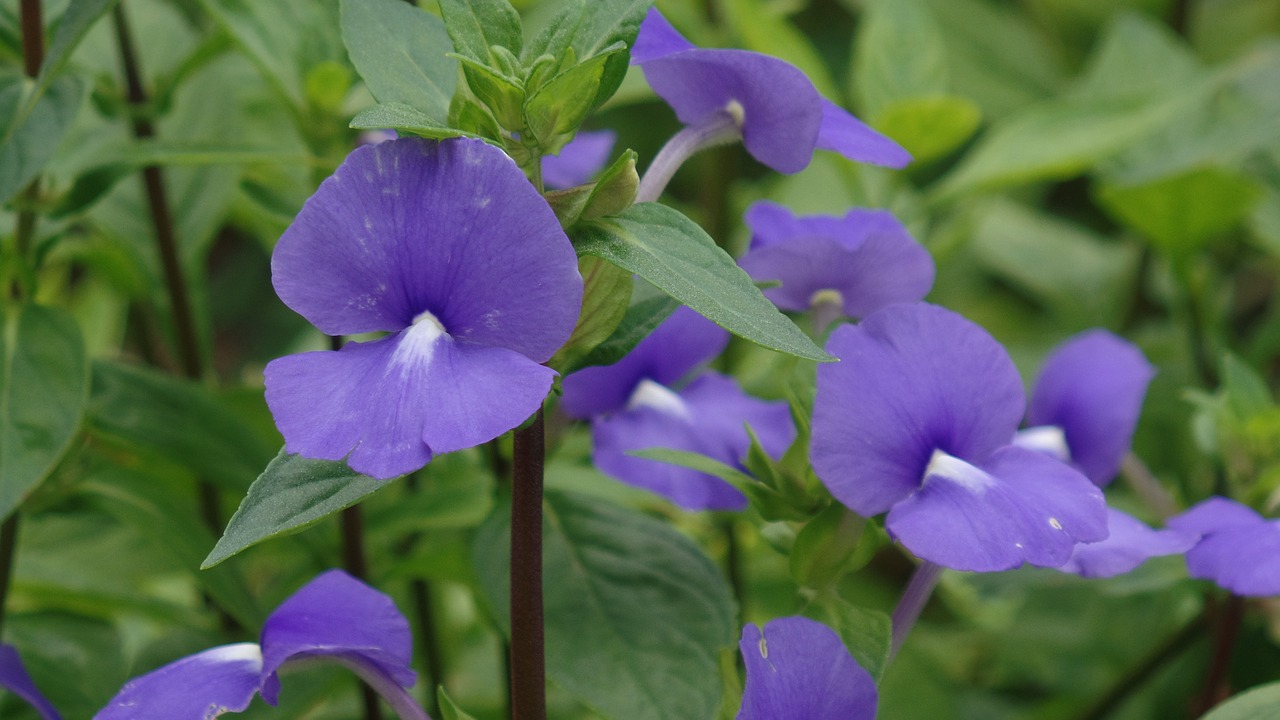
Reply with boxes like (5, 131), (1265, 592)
(203, 450), (395, 567)
(350, 102), (482, 141)
(789, 503), (875, 590)
(437, 687), (480, 720)
(572, 203), (833, 362)
(1201, 681), (1280, 720)
(871, 95), (981, 163)
(548, 256), (633, 374)
(47, 163), (133, 219)
(452, 55), (525, 130)
(629, 447), (807, 521)
(0, 304), (89, 519)
(576, 291), (680, 369)
(341, 0), (457, 121)
(523, 48), (618, 146)
(473, 490), (735, 720)
(0, 73), (84, 204)
(853, 0), (949, 117)
(523, 0), (654, 108)
(581, 148), (638, 220)
(822, 597), (893, 683)
(437, 0), (523, 65)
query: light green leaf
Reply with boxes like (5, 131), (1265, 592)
(437, 687), (480, 720)
(629, 448), (806, 521)
(576, 292), (680, 369)
(853, 0), (949, 117)
(0, 304), (88, 519)
(349, 102), (481, 141)
(341, 0), (457, 121)
(572, 203), (832, 362)
(437, 0), (522, 65)
(34, 0), (120, 104)
(548, 256), (633, 373)
(473, 490), (735, 720)
(203, 449), (395, 567)
(871, 95), (981, 163)
(1201, 681), (1280, 720)
(523, 0), (654, 108)
(789, 503), (873, 590)
(0, 73), (84, 204)
(524, 48), (617, 145)
(822, 597), (893, 683)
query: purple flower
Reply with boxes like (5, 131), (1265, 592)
(1058, 508), (1197, 578)
(542, 130), (617, 190)
(737, 617), (876, 720)
(632, 9), (909, 174)
(561, 307), (794, 511)
(265, 137), (582, 480)
(738, 201), (934, 319)
(1168, 497), (1280, 596)
(1017, 330), (1155, 486)
(0, 645), (60, 720)
(812, 303), (1108, 572)
(95, 570), (421, 720)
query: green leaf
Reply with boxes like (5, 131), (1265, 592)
(1201, 681), (1280, 720)
(452, 54), (525, 130)
(548, 256), (633, 373)
(576, 291), (680, 369)
(437, 0), (522, 65)
(572, 203), (832, 361)
(0, 304), (88, 519)
(789, 503), (874, 590)
(853, 0), (949, 117)
(203, 449), (394, 567)
(341, 0), (458, 122)
(437, 686), (480, 720)
(1095, 167), (1262, 258)
(822, 597), (893, 683)
(871, 95), (981, 163)
(629, 447), (807, 521)
(523, 48), (618, 145)
(473, 490), (735, 720)
(349, 102), (481, 141)
(0, 73), (83, 204)
(523, 0), (654, 108)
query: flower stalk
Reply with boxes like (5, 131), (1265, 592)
(510, 408), (547, 720)
(890, 561), (944, 658)
(636, 115), (740, 203)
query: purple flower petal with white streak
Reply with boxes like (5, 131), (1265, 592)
(1059, 508), (1197, 578)
(632, 10), (909, 173)
(739, 202), (934, 317)
(260, 569), (415, 704)
(93, 643), (263, 720)
(1169, 497), (1280, 596)
(1025, 330), (1155, 486)
(266, 137), (581, 479)
(561, 306), (728, 418)
(592, 372), (793, 511)
(737, 617), (876, 720)
(0, 645), (60, 720)
(542, 130), (617, 189)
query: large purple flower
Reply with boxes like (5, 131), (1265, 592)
(1168, 497), (1280, 596)
(737, 617), (876, 720)
(95, 570), (422, 719)
(1017, 330), (1155, 486)
(738, 201), (934, 319)
(561, 307), (794, 511)
(0, 645), (60, 720)
(632, 9), (909, 174)
(265, 137), (582, 479)
(1058, 508), (1197, 579)
(812, 303), (1108, 572)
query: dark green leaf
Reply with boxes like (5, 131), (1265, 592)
(350, 102), (482, 141)
(576, 291), (680, 369)
(523, 0), (654, 108)
(473, 490), (735, 720)
(47, 163), (132, 219)
(0, 73), (83, 204)
(1201, 681), (1280, 720)
(203, 449), (395, 567)
(341, 0), (458, 121)
(437, 0), (522, 65)
(572, 203), (833, 361)
(0, 304), (88, 518)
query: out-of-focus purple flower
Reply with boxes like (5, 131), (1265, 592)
(265, 137), (582, 480)
(1058, 508), (1197, 578)
(0, 645), (60, 720)
(738, 201), (934, 319)
(737, 617), (876, 720)
(95, 570), (421, 720)
(561, 307), (794, 511)
(542, 130), (617, 190)
(632, 9), (909, 174)
(812, 303), (1108, 572)
(1016, 330), (1155, 486)
(1169, 497), (1280, 596)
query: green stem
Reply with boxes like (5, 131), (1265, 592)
(510, 409), (547, 720)
(1074, 614), (1206, 720)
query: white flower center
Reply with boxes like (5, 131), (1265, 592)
(391, 309), (448, 370)
(1012, 425), (1071, 462)
(201, 642), (264, 668)
(724, 99), (746, 128)
(626, 379), (692, 420)
(808, 288), (844, 309)
(923, 449), (995, 493)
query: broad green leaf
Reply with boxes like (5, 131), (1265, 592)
(722, 0), (838, 99)
(1201, 681), (1280, 720)
(341, 0), (457, 121)
(437, 0), (522, 65)
(853, 0), (949, 117)
(548, 256), (632, 373)
(473, 490), (735, 720)
(0, 73), (83, 204)
(871, 95), (981, 163)
(0, 304), (88, 519)
(350, 102), (481, 141)
(1071, 13), (1203, 103)
(572, 203), (832, 361)
(576, 291), (680, 369)
(437, 687), (480, 720)
(1096, 167), (1262, 258)
(203, 449), (395, 567)
(86, 361), (273, 492)
(523, 0), (654, 108)
(822, 597), (893, 683)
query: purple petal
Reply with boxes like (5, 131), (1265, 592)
(265, 329), (555, 479)
(812, 303), (1025, 517)
(1059, 508), (1198, 578)
(739, 203), (934, 317)
(272, 137), (581, 361)
(1182, 522), (1280, 597)
(682, 373), (796, 462)
(93, 643), (263, 720)
(561, 306), (728, 418)
(1026, 330), (1155, 486)
(816, 99), (911, 169)
(1168, 496), (1264, 535)
(542, 130), (617, 190)
(737, 617), (876, 720)
(259, 570), (415, 705)
(632, 9), (696, 63)
(0, 645), (60, 720)
(886, 446), (1107, 572)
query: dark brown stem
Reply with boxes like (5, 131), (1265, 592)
(0, 514), (20, 638)
(510, 409), (546, 720)
(1192, 595), (1245, 716)
(1074, 614), (1206, 720)
(20, 0), (42, 78)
